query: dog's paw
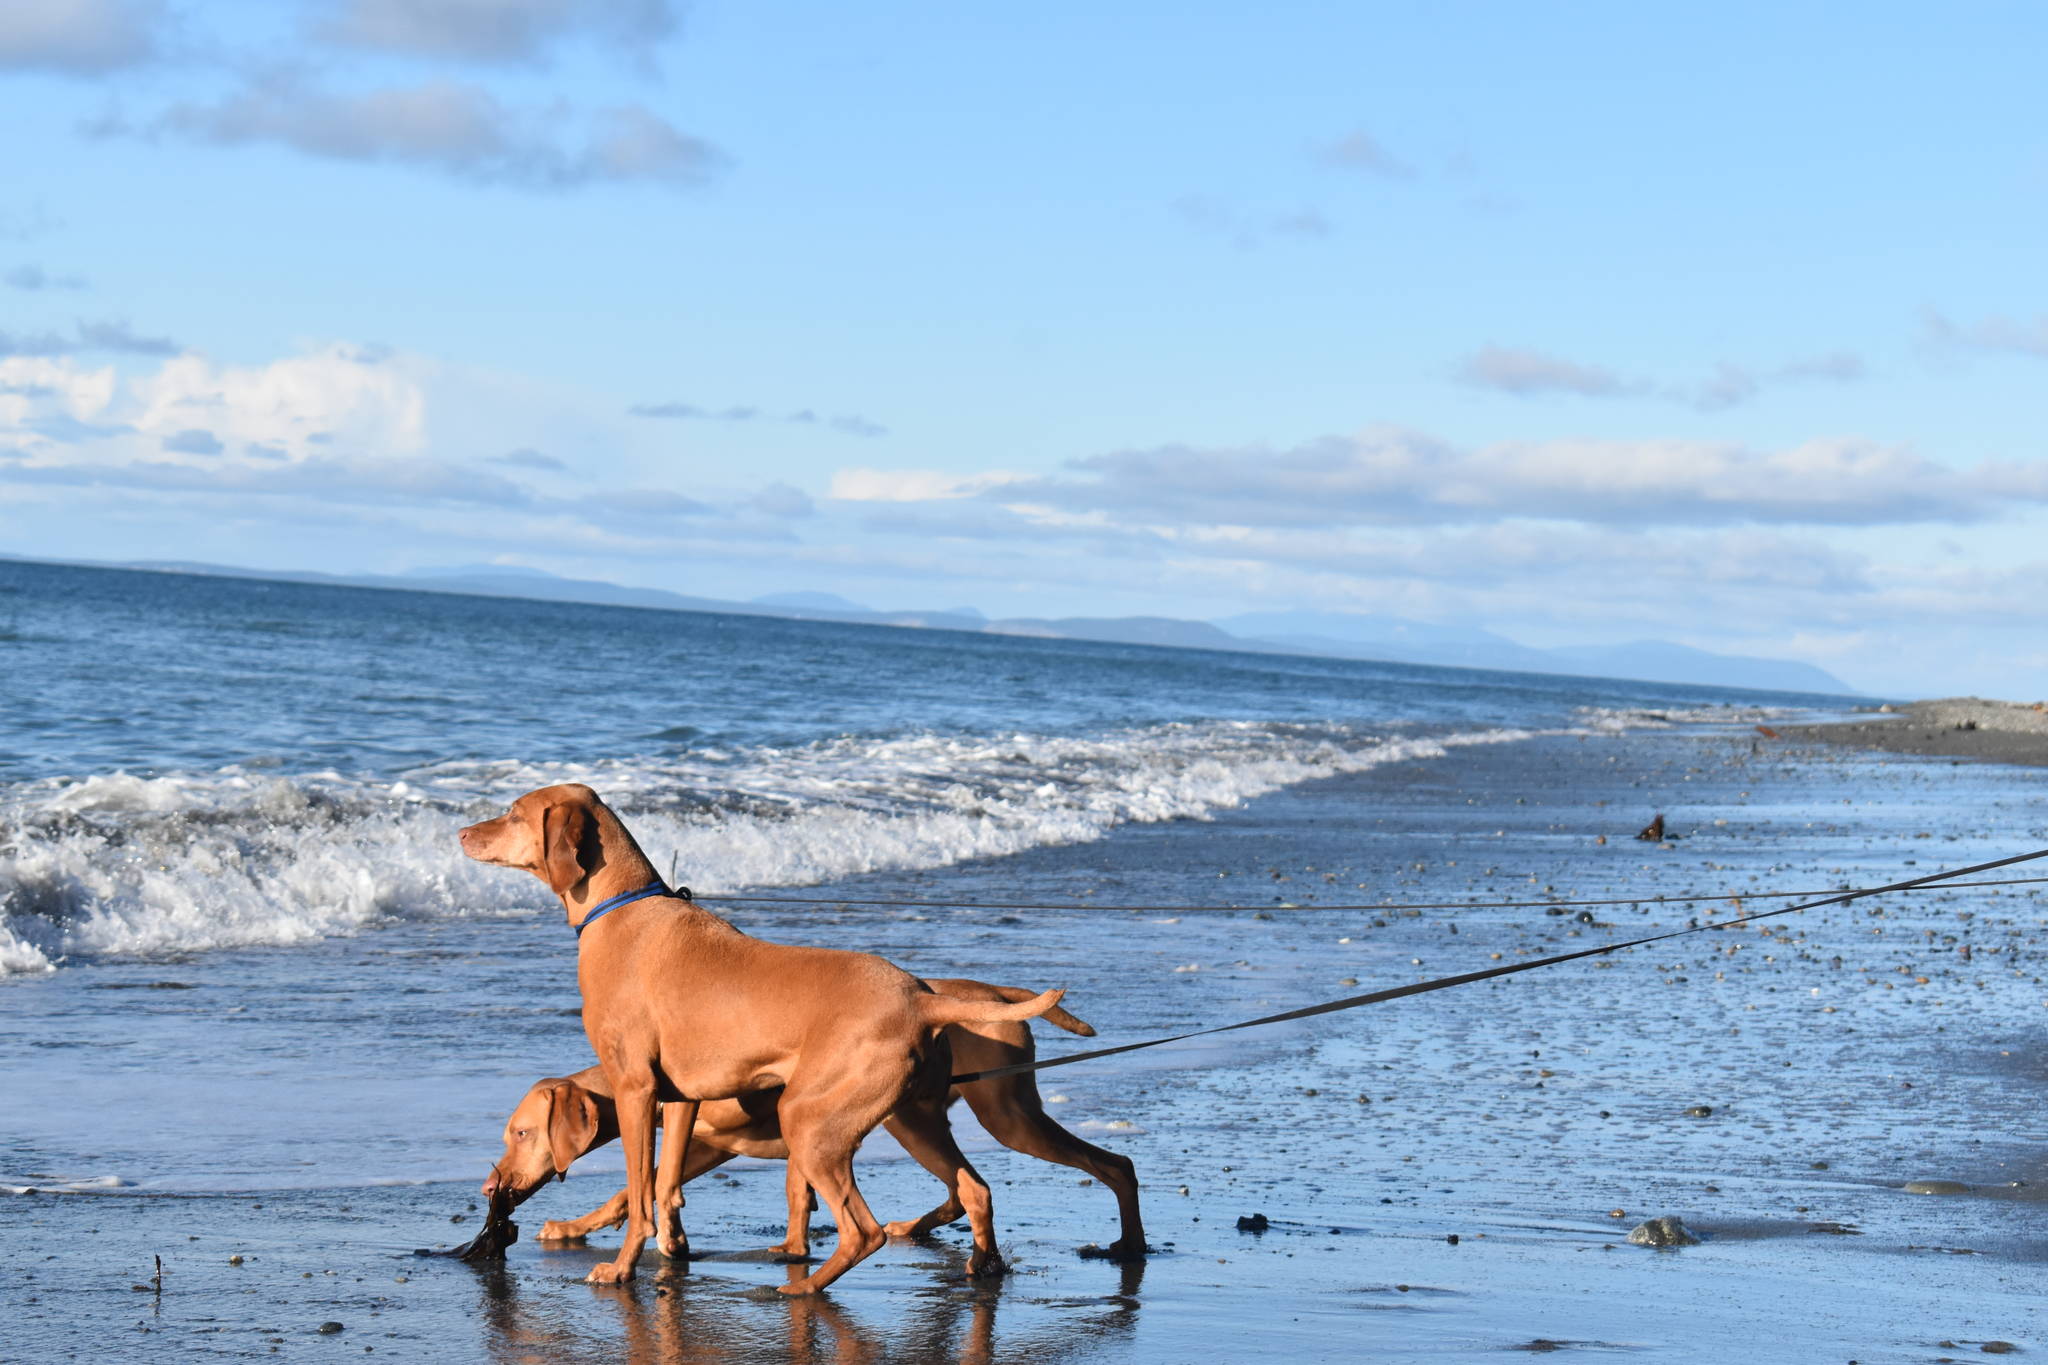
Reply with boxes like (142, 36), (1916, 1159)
(538, 1222), (588, 1243)
(880, 1218), (920, 1238)
(585, 1261), (635, 1285)
(1081, 1238), (1152, 1262)
(966, 1249), (1007, 1280)
(657, 1235), (690, 1262)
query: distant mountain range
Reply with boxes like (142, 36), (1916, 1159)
(77, 557), (1857, 695)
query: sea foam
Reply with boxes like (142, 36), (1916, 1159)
(0, 721), (1532, 975)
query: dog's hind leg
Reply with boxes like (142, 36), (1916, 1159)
(774, 1138), (884, 1295)
(879, 1099), (1003, 1277)
(774, 1159), (816, 1260)
(875, 1106), (966, 1239)
(773, 1068), (909, 1294)
(965, 1086), (1145, 1258)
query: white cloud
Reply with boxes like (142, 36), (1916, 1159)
(631, 401), (889, 437)
(1456, 345), (1637, 398)
(0, 342), (812, 551)
(830, 467), (1024, 503)
(19, 1), (717, 193)
(0, 319), (181, 358)
(3, 452), (532, 508)
(997, 427), (2040, 529)
(749, 481), (814, 518)
(1171, 195), (1337, 249)
(125, 79), (723, 192)
(1685, 352), (1865, 411)
(0, 0), (162, 75)
(127, 345), (429, 460)
(1318, 127), (1415, 180)
(73, 319), (179, 355)
(4, 264), (88, 291)
(312, 0), (678, 67)
(486, 446), (563, 470)
(1458, 343), (1865, 409)
(0, 355), (117, 431)
(1923, 307), (2048, 360)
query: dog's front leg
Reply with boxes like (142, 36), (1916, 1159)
(588, 1070), (657, 1284)
(655, 1099), (698, 1262)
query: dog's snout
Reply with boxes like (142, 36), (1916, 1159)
(480, 1172), (500, 1198)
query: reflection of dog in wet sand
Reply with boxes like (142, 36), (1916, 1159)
(458, 783), (1066, 1291)
(480, 978), (1146, 1265)
(473, 1233), (1148, 1365)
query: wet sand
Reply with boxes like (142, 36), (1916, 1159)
(5, 723), (2046, 1361)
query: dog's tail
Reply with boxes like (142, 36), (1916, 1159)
(981, 982), (1096, 1036)
(917, 985), (1066, 1031)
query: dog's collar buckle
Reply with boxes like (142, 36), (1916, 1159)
(573, 880), (679, 936)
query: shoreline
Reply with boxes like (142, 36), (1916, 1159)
(1778, 695), (2048, 766)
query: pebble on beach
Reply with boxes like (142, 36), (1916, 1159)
(1903, 1180), (1973, 1196)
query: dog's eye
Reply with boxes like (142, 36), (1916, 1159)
(514, 1128), (532, 1140)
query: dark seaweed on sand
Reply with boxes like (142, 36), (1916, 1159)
(417, 1203), (519, 1262)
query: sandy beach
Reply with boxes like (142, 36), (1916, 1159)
(5, 715), (2044, 1363)
(1779, 697), (2048, 767)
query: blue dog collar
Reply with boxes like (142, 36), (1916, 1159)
(573, 880), (677, 936)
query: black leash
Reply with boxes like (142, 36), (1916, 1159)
(949, 845), (2048, 1084)
(698, 876), (2048, 915)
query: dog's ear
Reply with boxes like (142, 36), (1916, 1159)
(540, 798), (591, 896)
(545, 1082), (600, 1179)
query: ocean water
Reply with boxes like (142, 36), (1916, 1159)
(0, 558), (1828, 978)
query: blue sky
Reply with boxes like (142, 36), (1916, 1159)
(2, 1), (2045, 696)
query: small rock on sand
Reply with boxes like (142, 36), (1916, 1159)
(1904, 1179), (1974, 1195)
(1626, 1216), (1701, 1247)
(318, 1322), (344, 1334)
(1236, 1213), (1270, 1233)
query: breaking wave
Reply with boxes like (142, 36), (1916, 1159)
(0, 721), (1537, 976)
(1573, 702), (1802, 733)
